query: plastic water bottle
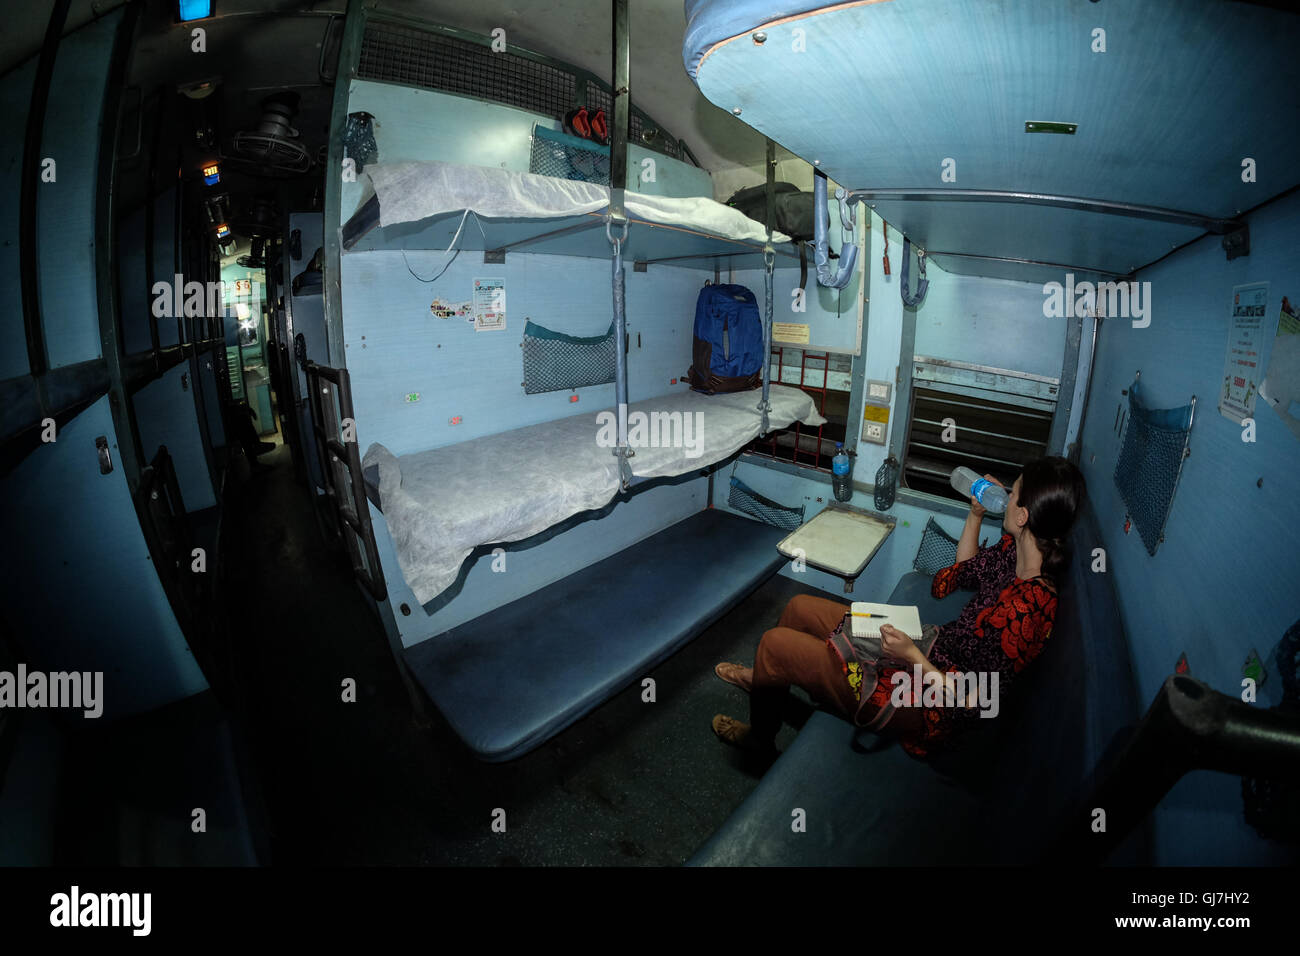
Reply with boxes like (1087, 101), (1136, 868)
(832, 443), (852, 502)
(949, 466), (1008, 514)
(874, 454), (899, 511)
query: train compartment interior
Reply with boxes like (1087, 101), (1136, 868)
(0, 0), (1297, 878)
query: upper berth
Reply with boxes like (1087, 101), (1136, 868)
(683, 0), (1300, 285)
(341, 160), (803, 271)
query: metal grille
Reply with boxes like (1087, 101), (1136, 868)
(903, 384), (1053, 502)
(358, 19), (684, 163)
(913, 516), (959, 575)
(529, 128), (610, 185)
(1113, 382), (1194, 556)
(728, 476), (806, 530)
(522, 320), (616, 395)
(359, 21), (576, 120)
(746, 347), (848, 472)
(586, 86), (681, 161)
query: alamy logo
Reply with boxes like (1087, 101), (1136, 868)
(1043, 273), (1150, 327)
(0, 665), (103, 718)
(595, 407), (705, 458)
(50, 886), (150, 936)
(890, 666), (1000, 718)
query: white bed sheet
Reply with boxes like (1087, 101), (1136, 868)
(358, 160), (790, 245)
(364, 384), (825, 605)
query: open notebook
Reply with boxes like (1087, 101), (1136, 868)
(850, 602), (923, 641)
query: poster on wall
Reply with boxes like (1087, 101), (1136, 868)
(1259, 294), (1300, 440)
(1218, 281), (1269, 423)
(473, 277), (506, 332)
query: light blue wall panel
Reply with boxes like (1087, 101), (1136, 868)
(37, 10), (121, 369)
(0, 59), (35, 380)
(342, 249), (709, 457)
(340, 80), (713, 222)
(911, 265), (1067, 380)
(1077, 189), (1300, 865)
(727, 203), (863, 355)
(0, 396), (209, 720)
(133, 363), (216, 511)
(375, 475), (706, 647)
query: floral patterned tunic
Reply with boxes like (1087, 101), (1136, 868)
(860, 532), (1058, 757)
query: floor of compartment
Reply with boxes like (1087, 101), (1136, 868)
(220, 443), (839, 865)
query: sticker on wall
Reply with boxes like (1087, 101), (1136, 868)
(1242, 648), (1266, 685)
(430, 297), (472, 319)
(474, 277), (506, 332)
(772, 322), (810, 344)
(1219, 281), (1269, 423)
(1259, 294), (1300, 441)
(404, 392), (420, 404)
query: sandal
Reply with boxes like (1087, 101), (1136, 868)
(712, 714), (751, 747)
(714, 662), (753, 693)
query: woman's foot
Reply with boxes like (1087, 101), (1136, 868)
(714, 662), (753, 693)
(712, 715), (779, 761)
(712, 714), (753, 746)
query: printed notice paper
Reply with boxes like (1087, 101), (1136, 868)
(1219, 282), (1269, 423)
(473, 277), (506, 332)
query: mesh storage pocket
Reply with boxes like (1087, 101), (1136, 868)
(1112, 380), (1194, 556)
(529, 125), (611, 185)
(522, 319), (616, 394)
(728, 477), (805, 531)
(913, 516), (959, 575)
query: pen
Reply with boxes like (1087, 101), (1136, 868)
(851, 612), (889, 619)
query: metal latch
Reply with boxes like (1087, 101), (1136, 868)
(95, 436), (112, 475)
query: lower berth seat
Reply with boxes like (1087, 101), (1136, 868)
(690, 499), (1149, 865)
(404, 508), (786, 762)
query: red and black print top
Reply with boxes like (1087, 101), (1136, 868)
(862, 532), (1058, 758)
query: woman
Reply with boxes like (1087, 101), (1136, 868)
(711, 455), (1086, 759)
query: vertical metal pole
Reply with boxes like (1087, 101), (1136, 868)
(609, 0), (629, 219)
(609, 0), (631, 487)
(760, 139), (775, 435)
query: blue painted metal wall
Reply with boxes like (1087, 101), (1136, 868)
(37, 10), (121, 369)
(0, 396), (209, 720)
(1076, 189), (1300, 865)
(133, 362), (217, 511)
(0, 59), (35, 381)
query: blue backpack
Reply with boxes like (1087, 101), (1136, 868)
(687, 283), (765, 394)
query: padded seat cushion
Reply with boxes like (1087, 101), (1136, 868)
(404, 508), (786, 762)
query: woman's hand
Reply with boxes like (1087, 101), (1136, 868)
(880, 624), (923, 665)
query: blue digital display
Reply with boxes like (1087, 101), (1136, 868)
(178, 0), (212, 21)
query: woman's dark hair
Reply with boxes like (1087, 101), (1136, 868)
(1016, 456), (1087, 582)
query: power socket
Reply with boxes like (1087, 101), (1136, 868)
(863, 421), (886, 443)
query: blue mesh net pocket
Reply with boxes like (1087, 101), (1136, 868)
(913, 516), (959, 575)
(522, 319), (616, 394)
(529, 125), (611, 185)
(1113, 378), (1194, 556)
(728, 477), (805, 531)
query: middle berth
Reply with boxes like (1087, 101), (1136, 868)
(364, 382), (824, 605)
